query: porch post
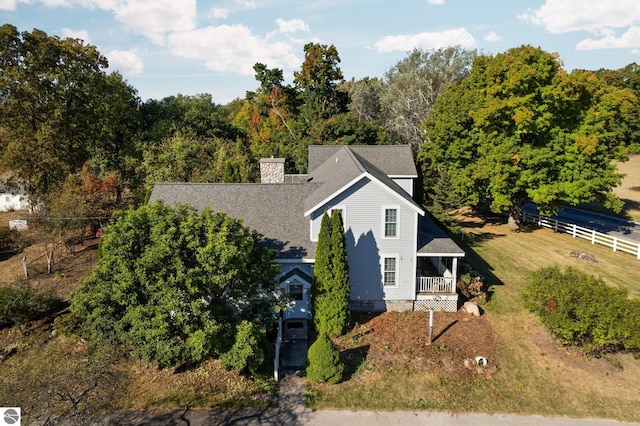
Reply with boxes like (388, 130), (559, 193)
(452, 258), (458, 284)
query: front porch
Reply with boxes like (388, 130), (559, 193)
(414, 257), (459, 312)
(415, 214), (465, 312)
(416, 254), (458, 294)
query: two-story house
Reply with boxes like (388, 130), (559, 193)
(150, 145), (464, 320)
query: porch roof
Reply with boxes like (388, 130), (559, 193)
(417, 214), (465, 257)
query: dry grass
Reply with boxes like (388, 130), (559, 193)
(0, 323), (275, 424)
(463, 222), (640, 420)
(615, 154), (640, 221)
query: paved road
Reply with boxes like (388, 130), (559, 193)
(95, 407), (639, 425)
(524, 204), (640, 243)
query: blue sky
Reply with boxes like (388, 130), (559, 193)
(2, 0), (640, 103)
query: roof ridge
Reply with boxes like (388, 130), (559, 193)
(342, 146), (367, 174)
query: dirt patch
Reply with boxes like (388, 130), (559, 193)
(527, 318), (627, 379)
(335, 310), (497, 381)
(0, 232), (98, 300)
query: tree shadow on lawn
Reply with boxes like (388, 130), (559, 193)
(454, 233), (505, 304)
(339, 344), (370, 381)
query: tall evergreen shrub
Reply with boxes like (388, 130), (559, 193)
(312, 211), (332, 332)
(328, 210), (350, 335)
(312, 210), (350, 337)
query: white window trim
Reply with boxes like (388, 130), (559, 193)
(382, 205), (400, 239)
(381, 254), (399, 288)
(310, 206), (347, 242)
(329, 205), (346, 229)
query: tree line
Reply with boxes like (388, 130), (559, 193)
(3, 24), (639, 233)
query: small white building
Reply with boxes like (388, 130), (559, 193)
(0, 183), (30, 212)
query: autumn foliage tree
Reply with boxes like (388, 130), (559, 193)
(420, 45), (635, 226)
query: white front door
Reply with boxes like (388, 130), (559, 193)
(280, 278), (311, 320)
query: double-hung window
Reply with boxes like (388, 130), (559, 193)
(383, 256), (398, 287)
(384, 207), (398, 238)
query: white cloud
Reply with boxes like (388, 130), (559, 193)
(112, 0), (196, 44)
(483, 31), (501, 42)
(374, 27), (475, 53)
(61, 28), (90, 42)
(577, 26), (640, 50)
(235, 0), (255, 9)
(167, 24), (300, 75)
(519, 0), (640, 34)
(107, 49), (144, 75)
(427, 0), (444, 4)
(25, 0), (196, 44)
(0, 0), (17, 10)
(274, 18), (309, 34)
(211, 7), (229, 19)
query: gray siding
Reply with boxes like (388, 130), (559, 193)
(309, 177), (417, 302)
(392, 178), (413, 197)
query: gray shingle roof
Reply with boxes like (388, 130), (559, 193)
(308, 145), (418, 176)
(417, 215), (465, 256)
(303, 146), (423, 215)
(150, 144), (460, 262)
(149, 183), (319, 260)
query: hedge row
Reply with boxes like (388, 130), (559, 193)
(522, 266), (640, 355)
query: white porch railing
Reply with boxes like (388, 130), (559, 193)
(416, 276), (455, 293)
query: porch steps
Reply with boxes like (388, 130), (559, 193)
(280, 320), (309, 372)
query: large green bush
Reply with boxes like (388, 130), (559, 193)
(0, 226), (22, 253)
(70, 202), (279, 368)
(522, 266), (640, 355)
(0, 280), (61, 326)
(306, 333), (344, 384)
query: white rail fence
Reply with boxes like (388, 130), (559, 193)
(522, 211), (640, 259)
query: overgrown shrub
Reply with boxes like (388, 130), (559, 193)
(522, 266), (640, 355)
(220, 320), (272, 375)
(0, 280), (61, 326)
(53, 310), (86, 338)
(0, 226), (22, 253)
(306, 333), (344, 384)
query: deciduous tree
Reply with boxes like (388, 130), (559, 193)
(0, 24), (109, 203)
(420, 45), (635, 226)
(379, 46), (476, 149)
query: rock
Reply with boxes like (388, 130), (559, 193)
(462, 301), (481, 317)
(568, 251), (598, 264)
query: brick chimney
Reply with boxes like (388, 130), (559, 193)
(259, 157), (285, 183)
